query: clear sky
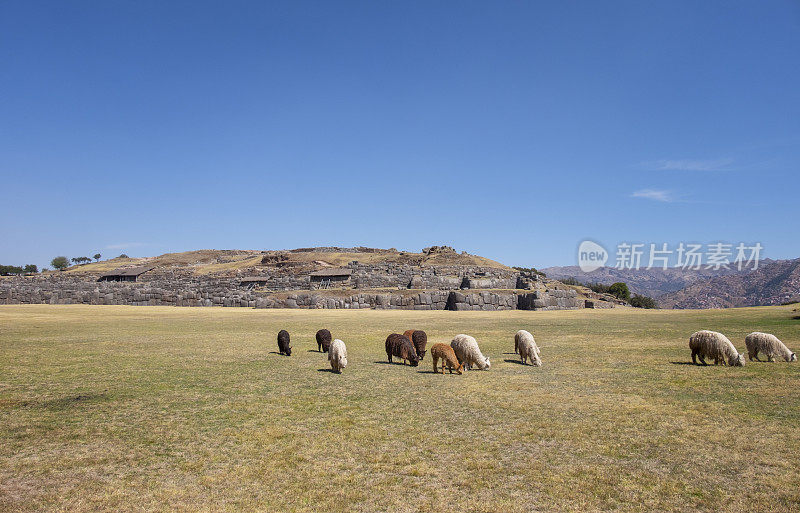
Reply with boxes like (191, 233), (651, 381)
(1, 1), (798, 270)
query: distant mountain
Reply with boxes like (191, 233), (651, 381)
(542, 259), (800, 309)
(658, 258), (800, 309)
(540, 265), (745, 299)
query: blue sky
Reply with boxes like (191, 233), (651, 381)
(1, 1), (798, 270)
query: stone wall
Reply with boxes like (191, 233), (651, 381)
(517, 289), (582, 310)
(348, 262), (516, 290)
(221, 262), (522, 292)
(0, 275), (596, 311)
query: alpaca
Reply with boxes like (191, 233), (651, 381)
(277, 330), (292, 356)
(430, 343), (462, 374)
(745, 332), (796, 362)
(403, 329), (428, 360)
(689, 330), (744, 366)
(385, 333), (419, 366)
(514, 330), (542, 366)
(450, 334), (490, 370)
(316, 329), (332, 353)
(328, 339), (348, 373)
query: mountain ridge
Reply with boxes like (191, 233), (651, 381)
(542, 259), (800, 309)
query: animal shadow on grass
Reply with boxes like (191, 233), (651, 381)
(317, 368), (336, 373)
(307, 349), (324, 353)
(373, 360), (406, 366)
(669, 361), (696, 366)
(792, 315), (800, 320)
(503, 359), (528, 365)
(501, 352), (517, 355)
(268, 351), (290, 356)
(40, 391), (109, 410)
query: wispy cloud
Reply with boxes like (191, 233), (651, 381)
(645, 158), (734, 172)
(631, 189), (674, 202)
(106, 242), (147, 250)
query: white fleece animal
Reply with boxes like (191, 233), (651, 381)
(328, 339), (348, 373)
(689, 330), (745, 367)
(745, 332), (796, 362)
(514, 330), (541, 366)
(450, 334), (490, 371)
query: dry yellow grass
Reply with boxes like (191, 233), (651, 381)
(271, 249), (507, 269)
(61, 256), (140, 273)
(1, 305), (798, 512)
(193, 255), (264, 275)
(57, 248), (508, 277)
(62, 250), (262, 275)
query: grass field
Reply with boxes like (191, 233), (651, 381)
(1, 305), (799, 512)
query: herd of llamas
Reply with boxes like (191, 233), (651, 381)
(690, 330), (796, 366)
(272, 326), (795, 374)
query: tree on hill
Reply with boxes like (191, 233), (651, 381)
(24, 264), (38, 274)
(0, 265), (24, 275)
(608, 282), (631, 301)
(512, 266), (547, 278)
(71, 257), (92, 265)
(629, 294), (657, 309)
(118, 254), (129, 259)
(51, 256), (70, 271)
(94, 253), (101, 262)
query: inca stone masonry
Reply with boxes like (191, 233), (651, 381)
(1, 259), (618, 311)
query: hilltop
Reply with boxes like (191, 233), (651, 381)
(61, 246), (509, 278)
(2, 246), (624, 311)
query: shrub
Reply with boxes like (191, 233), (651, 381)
(93, 253), (101, 262)
(23, 264), (38, 274)
(629, 294), (657, 309)
(587, 282), (611, 294)
(552, 278), (613, 295)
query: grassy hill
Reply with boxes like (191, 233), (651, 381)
(61, 247), (508, 277)
(1, 304), (798, 512)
